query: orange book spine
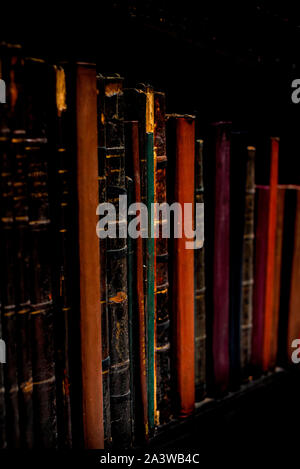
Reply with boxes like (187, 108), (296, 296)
(168, 115), (195, 417)
(76, 64), (104, 448)
(263, 137), (279, 371)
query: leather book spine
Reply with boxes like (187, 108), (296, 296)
(287, 188), (300, 361)
(167, 114), (195, 417)
(194, 139), (206, 400)
(205, 122), (231, 394)
(76, 63), (104, 449)
(96, 75), (111, 448)
(0, 302), (5, 448)
(98, 75), (131, 448)
(154, 92), (172, 421)
(124, 120), (148, 442)
(24, 58), (57, 448)
(240, 146), (256, 380)
(0, 129), (20, 447)
(13, 135), (34, 448)
(269, 186), (285, 369)
(50, 64), (74, 448)
(251, 186), (269, 373)
(262, 137), (279, 371)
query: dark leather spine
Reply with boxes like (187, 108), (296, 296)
(154, 92), (172, 423)
(98, 75), (131, 448)
(24, 58), (57, 447)
(240, 146), (256, 380)
(194, 139), (206, 400)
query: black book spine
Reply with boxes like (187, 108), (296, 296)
(0, 302), (5, 448)
(13, 134), (34, 448)
(50, 64), (74, 448)
(24, 58), (57, 447)
(97, 75), (111, 448)
(0, 131), (20, 447)
(98, 75), (131, 448)
(154, 92), (172, 423)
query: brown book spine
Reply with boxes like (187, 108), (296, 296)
(167, 114), (195, 417)
(269, 186), (285, 369)
(194, 139), (206, 400)
(76, 63), (104, 449)
(287, 188), (300, 360)
(240, 146), (256, 379)
(154, 92), (172, 423)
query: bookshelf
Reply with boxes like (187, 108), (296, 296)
(1, 0), (300, 450)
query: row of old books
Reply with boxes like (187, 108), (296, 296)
(0, 44), (299, 449)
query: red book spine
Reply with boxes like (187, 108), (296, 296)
(213, 123), (231, 393)
(252, 186), (270, 372)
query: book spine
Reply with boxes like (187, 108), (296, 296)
(0, 132), (20, 447)
(23, 58), (57, 448)
(262, 137), (279, 371)
(205, 123), (231, 394)
(96, 76), (111, 448)
(13, 135), (34, 448)
(194, 139), (206, 400)
(240, 146), (256, 379)
(0, 303), (5, 448)
(146, 130), (156, 429)
(125, 121), (148, 441)
(100, 75), (131, 448)
(287, 188), (300, 360)
(52, 65), (73, 447)
(154, 92), (172, 421)
(126, 175), (135, 442)
(167, 115), (195, 417)
(251, 186), (269, 373)
(26, 138), (57, 447)
(269, 186), (285, 369)
(76, 63), (104, 449)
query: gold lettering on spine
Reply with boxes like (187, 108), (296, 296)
(55, 66), (67, 116)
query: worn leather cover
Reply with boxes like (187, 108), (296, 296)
(154, 92), (172, 424)
(76, 63), (104, 449)
(124, 120), (148, 443)
(98, 75), (131, 448)
(251, 186), (269, 374)
(240, 146), (256, 380)
(23, 58), (58, 448)
(96, 74), (111, 448)
(269, 186), (285, 369)
(194, 139), (206, 400)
